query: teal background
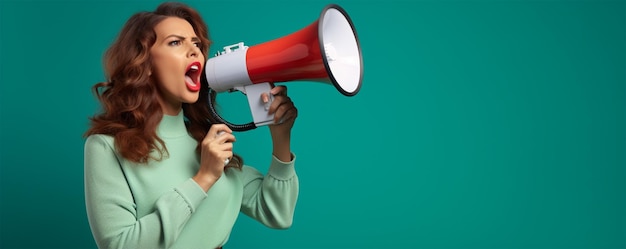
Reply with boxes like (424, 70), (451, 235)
(1, 0), (625, 248)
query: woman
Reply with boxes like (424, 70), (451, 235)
(83, 2), (299, 248)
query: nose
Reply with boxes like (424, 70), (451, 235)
(187, 42), (200, 58)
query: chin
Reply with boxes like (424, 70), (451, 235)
(183, 93), (200, 104)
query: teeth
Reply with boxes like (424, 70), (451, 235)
(190, 65), (199, 71)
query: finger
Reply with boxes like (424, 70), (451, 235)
(213, 132), (236, 144)
(208, 124), (233, 138)
(223, 150), (233, 158)
(273, 103), (296, 124)
(212, 130), (236, 144)
(215, 141), (234, 152)
(209, 142), (233, 166)
(203, 128), (234, 148)
(270, 85), (287, 96)
(201, 137), (234, 159)
(284, 106), (298, 121)
(261, 92), (270, 103)
(268, 95), (291, 114)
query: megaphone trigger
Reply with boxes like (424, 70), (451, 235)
(243, 82), (275, 127)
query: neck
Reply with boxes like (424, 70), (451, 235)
(163, 106), (182, 116)
(158, 97), (182, 116)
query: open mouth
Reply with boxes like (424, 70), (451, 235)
(185, 62), (202, 92)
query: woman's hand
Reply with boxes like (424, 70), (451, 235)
(193, 124), (235, 192)
(261, 85), (298, 162)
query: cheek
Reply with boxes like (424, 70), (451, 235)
(154, 71), (178, 94)
(151, 67), (176, 94)
(152, 60), (177, 85)
(151, 50), (175, 74)
(152, 55), (169, 74)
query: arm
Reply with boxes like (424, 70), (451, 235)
(263, 85), (296, 162)
(240, 155), (299, 228)
(240, 85), (299, 228)
(84, 135), (207, 249)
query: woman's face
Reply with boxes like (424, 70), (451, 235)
(150, 17), (205, 115)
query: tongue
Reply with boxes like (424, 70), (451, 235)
(185, 75), (200, 92)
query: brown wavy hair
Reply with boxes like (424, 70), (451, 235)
(85, 2), (242, 169)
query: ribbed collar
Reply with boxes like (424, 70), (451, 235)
(157, 111), (188, 138)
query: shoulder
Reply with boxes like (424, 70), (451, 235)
(84, 134), (129, 185)
(84, 134), (120, 161)
(85, 134), (115, 150)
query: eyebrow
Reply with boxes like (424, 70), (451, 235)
(165, 34), (200, 42)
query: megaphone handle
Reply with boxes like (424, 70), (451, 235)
(243, 82), (276, 127)
(207, 88), (257, 132)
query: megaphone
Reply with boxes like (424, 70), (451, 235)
(204, 4), (362, 131)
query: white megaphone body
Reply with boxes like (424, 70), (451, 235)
(204, 4), (362, 131)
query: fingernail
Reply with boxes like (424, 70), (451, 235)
(262, 94), (268, 103)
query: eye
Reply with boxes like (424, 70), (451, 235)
(168, 40), (181, 46)
(194, 42), (201, 48)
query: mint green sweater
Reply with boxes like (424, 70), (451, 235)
(84, 111), (299, 249)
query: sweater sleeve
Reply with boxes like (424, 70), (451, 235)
(240, 154), (299, 229)
(84, 135), (207, 249)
